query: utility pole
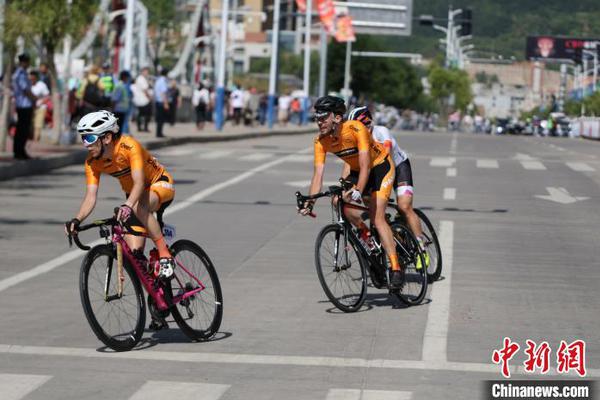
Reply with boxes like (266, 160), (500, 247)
(301, 0), (312, 124)
(123, 0), (135, 71)
(318, 26), (327, 97)
(267, 0), (281, 128)
(215, 0), (229, 130)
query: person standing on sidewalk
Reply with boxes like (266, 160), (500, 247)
(12, 53), (36, 159)
(154, 68), (169, 138)
(29, 70), (51, 142)
(112, 71), (131, 134)
(192, 82), (209, 131)
(132, 67), (152, 132)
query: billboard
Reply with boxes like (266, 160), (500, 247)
(337, 0), (413, 36)
(526, 36), (600, 62)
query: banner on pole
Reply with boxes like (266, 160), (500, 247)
(295, 0), (306, 12)
(333, 5), (355, 42)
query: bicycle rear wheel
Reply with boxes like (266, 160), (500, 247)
(315, 224), (367, 312)
(79, 245), (146, 351)
(414, 209), (442, 283)
(390, 223), (428, 305)
(167, 240), (223, 341)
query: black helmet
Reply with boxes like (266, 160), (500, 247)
(314, 95), (346, 117)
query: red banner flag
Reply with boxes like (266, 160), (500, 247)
(295, 0), (306, 13)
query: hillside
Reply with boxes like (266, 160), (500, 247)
(380, 0), (600, 60)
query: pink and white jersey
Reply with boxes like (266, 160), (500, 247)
(372, 125), (408, 166)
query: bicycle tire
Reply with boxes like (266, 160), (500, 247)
(389, 222), (428, 306)
(166, 240), (223, 341)
(414, 208), (443, 283)
(315, 224), (368, 312)
(79, 244), (146, 351)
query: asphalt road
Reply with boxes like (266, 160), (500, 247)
(0, 130), (598, 400)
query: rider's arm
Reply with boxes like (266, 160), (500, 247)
(355, 151), (371, 194)
(124, 142), (146, 208)
(75, 185), (98, 221)
(309, 164), (325, 196)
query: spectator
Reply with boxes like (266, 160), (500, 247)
(245, 87), (259, 126)
(154, 68), (169, 138)
(112, 71), (131, 134)
(290, 97), (301, 125)
(192, 82), (210, 130)
(12, 53), (35, 159)
(258, 92), (268, 125)
(99, 62), (115, 97)
(132, 67), (152, 132)
(29, 70), (50, 142)
(230, 85), (244, 125)
(77, 65), (110, 116)
(167, 79), (181, 125)
(39, 62), (52, 93)
(277, 93), (292, 126)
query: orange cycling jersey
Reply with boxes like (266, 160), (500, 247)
(85, 135), (165, 194)
(314, 120), (387, 171)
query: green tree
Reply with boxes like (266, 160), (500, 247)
(1, 0), (97, 147)
(142, 0), (177, 70)
(428, 65), (473, 120)
(326, 36), (423, 109)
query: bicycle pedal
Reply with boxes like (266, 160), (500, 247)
(148, 318), (168, 331)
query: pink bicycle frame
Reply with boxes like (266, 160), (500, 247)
(112, 225), (205, 311)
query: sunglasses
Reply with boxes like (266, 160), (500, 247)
(313, 112), (331, 123)
(81, 134), (102, 146)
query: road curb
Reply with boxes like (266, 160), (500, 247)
(0, 127), (315, 181)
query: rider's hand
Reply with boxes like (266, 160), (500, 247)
(116, 204), (133, 223)
(343, 188), (362, 203)
(65, 218), (80, 236)
(298, 201), (314, 216)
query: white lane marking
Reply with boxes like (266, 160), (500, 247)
(129, 381), (230, 400)
(566, 162), (595, 172)
(239, 153), (273, 162)
(520, 161), (546, 170)
(197, 150), (235, 159)
(2, 344), (598, 377)
(443, 188), (456, 200)
(446, 168), (456, 177)
(422, 221), (453, 362)
(0, 373), (52, 400)
(326, 389), (412, 400)
(535, 187), (589, 204)
(430, 157), (456, 167)
(513, 153), (535, 161)
(0, 148), (312, 294)
(476, 159), (499, 169)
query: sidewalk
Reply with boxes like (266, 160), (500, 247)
(0, 122), (316, 181)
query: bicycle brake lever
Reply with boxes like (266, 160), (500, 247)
(67, 233), (73, 247)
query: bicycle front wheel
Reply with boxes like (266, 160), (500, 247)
(390, 223), (428, 306)
(315, 224), (367, 312)
(79, 245), (146, 351)
(167, 240), (223, 341)
(414, 209), (442, 283)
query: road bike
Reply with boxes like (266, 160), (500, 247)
(388, 204), (442, 283)
(67, 214), (223, 351)
(296, 182), (427, 312)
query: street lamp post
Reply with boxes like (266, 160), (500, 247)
(267, 0), (281, 128)
(215, 0), (229, 131)
(301, 0), (312, 124)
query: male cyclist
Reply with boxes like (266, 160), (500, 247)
(298, 96), (404, 289)
(64, 110), (176, 280)
(348, 106), (429, 268)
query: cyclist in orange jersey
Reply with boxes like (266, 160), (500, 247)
(298, 96), (404, 289)
(64, 111), (176, 280)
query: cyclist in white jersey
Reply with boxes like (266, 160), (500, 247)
(348, 106), (429, 267)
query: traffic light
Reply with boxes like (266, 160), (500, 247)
(460, 8), (472, 36)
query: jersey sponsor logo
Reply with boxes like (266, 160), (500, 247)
(120, 143), (133, 151)
(334, 147), (359, 158)
(348, 124), (359, 132)
(382, 175), (394, 188)
(147, 156), (160, 170)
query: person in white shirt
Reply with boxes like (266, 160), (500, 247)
(192, 83), (210, 130)
(277, 93), (292, 126)
(132, 67), (152, 132)
(230, 86), (244, 125)
(29, 70), (50, 142)
(348, 106), (429, 267)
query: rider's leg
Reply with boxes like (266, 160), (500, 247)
(132, 190), (171, 258)
(396, 188), (423, 238)
(370, 195), (400, 271)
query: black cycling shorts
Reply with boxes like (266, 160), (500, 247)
(347, 156), (395, 199)
(394, 159), (413, 189)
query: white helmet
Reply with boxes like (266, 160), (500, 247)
(77, 110), (119, 137)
